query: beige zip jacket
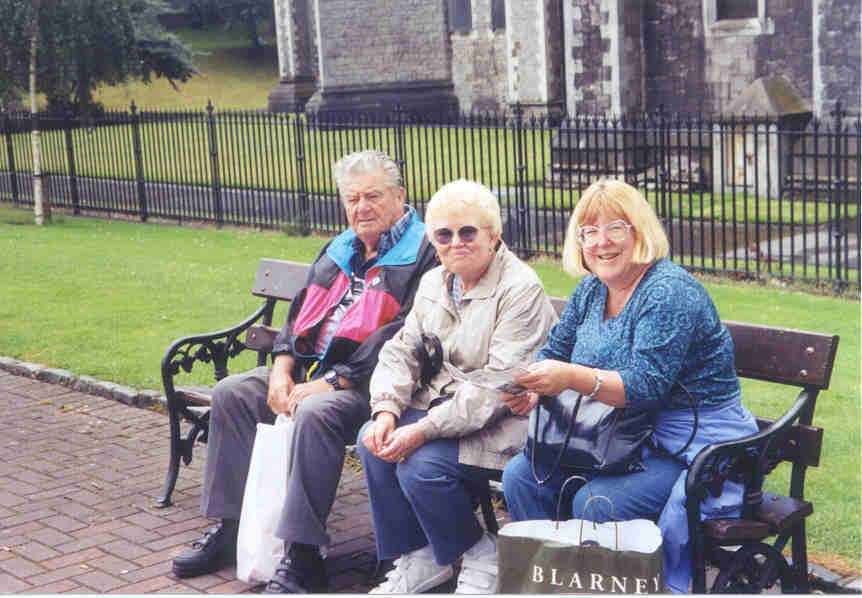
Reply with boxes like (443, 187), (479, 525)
(369, 243), (558, 470)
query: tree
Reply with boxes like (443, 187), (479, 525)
(0, 0), (198, 224)
(0, 1), (33, 111)
(0, 0), (197, 117)
(179, 0), (274, 51)
(30, 0), (49, 225)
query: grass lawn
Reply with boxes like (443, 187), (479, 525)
(0, 204), (859, 574)
(94, 27), (280, 111)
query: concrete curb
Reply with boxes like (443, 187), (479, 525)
(0, 355), (166, 411)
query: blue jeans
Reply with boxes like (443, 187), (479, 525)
(356, 407), (495, 565)
(502, 451), (684, 523)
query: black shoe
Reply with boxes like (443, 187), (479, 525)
(172, 519), (238, 579)
(263, 543), (327, 594)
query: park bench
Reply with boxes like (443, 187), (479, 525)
(157, 257), (838, 594)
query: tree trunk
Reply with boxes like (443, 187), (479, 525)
(30, 0), (50, 226)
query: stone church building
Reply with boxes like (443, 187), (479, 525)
(269, 0), (860, 118)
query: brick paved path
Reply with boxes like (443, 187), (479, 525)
(4, 368), (857, 595)
(0, 371), (379, 594)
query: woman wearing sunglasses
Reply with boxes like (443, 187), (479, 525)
(500, 179), (758, 593)
(356, 179), (558, 594)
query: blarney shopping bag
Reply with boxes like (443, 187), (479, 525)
(498, 496), (665, 594)
(236, 414), (294, 583)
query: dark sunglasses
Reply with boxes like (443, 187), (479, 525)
(433, 225), (480, 245)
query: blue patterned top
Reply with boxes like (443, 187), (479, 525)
(535, 258), (740, 411)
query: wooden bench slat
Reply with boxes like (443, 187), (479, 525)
(176, 386), (214, 406)
(246, 324), (280, 353)
(703, 494), (813, 542)
(253, 258), (310, 301)
(724, 320), (838, 389)
(755, 416), (824, 468)
(703, 518), (772, 542)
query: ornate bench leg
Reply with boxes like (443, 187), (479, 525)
(154, 406), (183, 508)
(710, 542), (792, 593)
(791, 521), (810, 593)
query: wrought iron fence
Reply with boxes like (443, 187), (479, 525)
(1, 102), (859, 289)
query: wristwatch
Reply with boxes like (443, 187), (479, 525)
(323, 369), (343, 390)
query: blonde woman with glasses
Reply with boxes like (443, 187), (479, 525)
(501, 179), (759, 593)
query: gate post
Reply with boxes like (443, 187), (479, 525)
(130, 101), (148, 222)
(829, 102), (846, 292)
(64, 114), (80, 215)
(206, 100), (224, 227)
(3, 112), (19, 204)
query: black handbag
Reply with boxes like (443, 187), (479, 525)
(526, 389), (654, 483)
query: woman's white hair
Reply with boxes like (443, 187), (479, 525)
(425, 179), (502, 237)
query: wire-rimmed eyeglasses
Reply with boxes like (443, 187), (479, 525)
(576, 220), (633, 247)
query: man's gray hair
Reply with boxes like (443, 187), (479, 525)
(333, 150), (402, 196)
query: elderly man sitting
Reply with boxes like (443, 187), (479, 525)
(171, 150), (438, 594)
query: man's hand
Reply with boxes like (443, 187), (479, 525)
(282, 377), (332, 417)
(502, 390), (539, 416)
(267, 357), (296, 415)
(362, 411), (397, 455)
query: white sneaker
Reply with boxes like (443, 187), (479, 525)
(455, 536), (499, 594)
(369, 551), (454, 594)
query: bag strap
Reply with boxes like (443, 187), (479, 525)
(578, 495), (619, 550)
(556, 474), (590, 524)
(529, 393), (583, 485)
(662, 381), (699, 459)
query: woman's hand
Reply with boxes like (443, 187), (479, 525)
(362, 412), (397, 455)
(502, 390), (539, 416)
(374, 422), (426, 463)
(515, 360), (575, 397)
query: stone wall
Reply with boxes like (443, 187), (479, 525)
(567, 0), (612, 113)
(273, 0), (860, 118)
(450, 0), (507, 113)
(643, 1), (707, 113)
(314, 0), (450, 88)
(641, 0), (829, 115)
(618, 0), (645, 114)
(754, 0), (812, 108)
(816, 0), (861, 115)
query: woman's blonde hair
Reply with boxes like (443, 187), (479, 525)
(425, 179), (503, 237)
(562, 179), (669, 277)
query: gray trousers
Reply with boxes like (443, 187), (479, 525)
(200, 366), (370, 547)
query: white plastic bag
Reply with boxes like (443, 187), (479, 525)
(236, 413), (294, 583)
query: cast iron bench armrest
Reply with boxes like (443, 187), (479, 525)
(155, 258), (309, 508)
(160, 300), (274, 403)
(685, 389), (818, 507)
(684, 387), (825, 592)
